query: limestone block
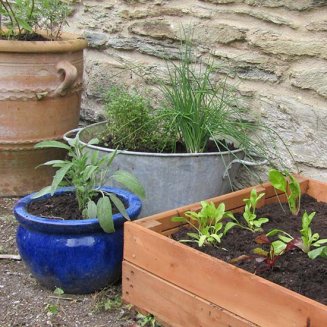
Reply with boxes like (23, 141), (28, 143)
(245, 0), (327, 11)
(290, 67), (327, 98)
(306, 21), (327, 32)
(119, 7), (185, 20)
(128, 19), (177, 40)
(247, 30), (327, 60)
(231, 9), (296, 28)
(81, 54), (152, 121)
(123, 0), (163, 3)
(193, 23), (247, 44)
(211, 47), (288, 81)
(106, 36), (181, 59)
(259, 95), (327, 169)
(201, 0), (326, 10)
(200, 0), (243, 3)
(84, 31), (109, 49)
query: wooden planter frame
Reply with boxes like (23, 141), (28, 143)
(123, 177), (327, 327)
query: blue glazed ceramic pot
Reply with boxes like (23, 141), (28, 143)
(14, 186), (142, 294)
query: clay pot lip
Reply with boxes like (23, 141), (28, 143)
(13, 186), (142, 234)
(0, 31), (88, 53)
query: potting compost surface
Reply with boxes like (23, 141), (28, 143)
(27, 192), (122, 220)
(172, 194), (327, 305)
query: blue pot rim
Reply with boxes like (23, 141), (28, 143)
(14, 186), (142, 233)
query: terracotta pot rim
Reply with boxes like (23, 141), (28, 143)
(0, 31), (88, 53)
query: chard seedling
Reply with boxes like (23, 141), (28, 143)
(308, 246), (327, 259)
(172, 201), (233, 247)
(224, 189), (269, 233)
(252, 231), (297, 269)
(262, 212), (327, 260)
(299, 211), (327, 254)
(268, 169), (301, 215)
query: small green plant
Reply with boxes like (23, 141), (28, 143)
(0, 0), (70, 40)
(102, 296), (122, 311)
(45, 287), (65, 316)
(103, 86), (172, 152)
(224, 189), (269, 233)
(172, 201), (233, 247)
(33, 135), (145, 233)
(308, 246), (327, 259)
(252, 231), (297, 269)
(263, 212), (327, 259)
(299, 211), (327, 254)
(53, 287), (64, 296)
(268, 169), (301, 215)
(45, 303), (59, 315)
(136, 313), (161, 327)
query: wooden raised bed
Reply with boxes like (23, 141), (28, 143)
(123, 176), (327, 326)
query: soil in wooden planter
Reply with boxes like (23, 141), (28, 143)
(172, 194), (327, 304)
(27, 193), (122, 220)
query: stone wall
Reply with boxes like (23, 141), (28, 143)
(67, 0), (327, 181)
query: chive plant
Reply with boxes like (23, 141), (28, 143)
(158, 39), (266, 155)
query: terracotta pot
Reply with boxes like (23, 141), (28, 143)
(122, 176), (327, 327)
(0, 32), (88, 196)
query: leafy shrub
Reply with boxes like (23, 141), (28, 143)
(33, 135), (145, 233)
(103, 86), (173, 152)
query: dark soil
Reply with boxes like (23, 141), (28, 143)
(172, 194), (327, 305)
(27, 193), (122, 220)
(0, 33), (50, 41)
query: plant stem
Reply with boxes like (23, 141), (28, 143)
(3, 0), (21, 35)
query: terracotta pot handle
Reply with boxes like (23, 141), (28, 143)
(54, 60), (78, 96)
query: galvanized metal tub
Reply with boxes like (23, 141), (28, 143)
(73, 122), (247, 217)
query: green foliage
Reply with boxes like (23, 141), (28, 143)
(242, 189), (269, 231)
(299, 211), (327, 254)
(45, 303), (59, 315)
(264, 212), (327, 259)
(33, 135), (145, 233)
(136, 313), (161, 327)
(268, 169), (301, 215)
(172, 201), (233, 247)
(45, 287), (65, 315)
(103, 86), (173, 152)
(157, 38), (267, 155)
(251, 230), (297, 269)
(0, 0), (70, 39)
(308, 246), (327, 259)
(225, 189), (269, 233)
(102, 296), (122, 311)
(53, 287), (64, 296)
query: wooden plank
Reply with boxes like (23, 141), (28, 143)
(123, 262), (256, 327)
(132, 186), (266, 233)
(124, 222), (327, 327)
(307, 179), (327, 202)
